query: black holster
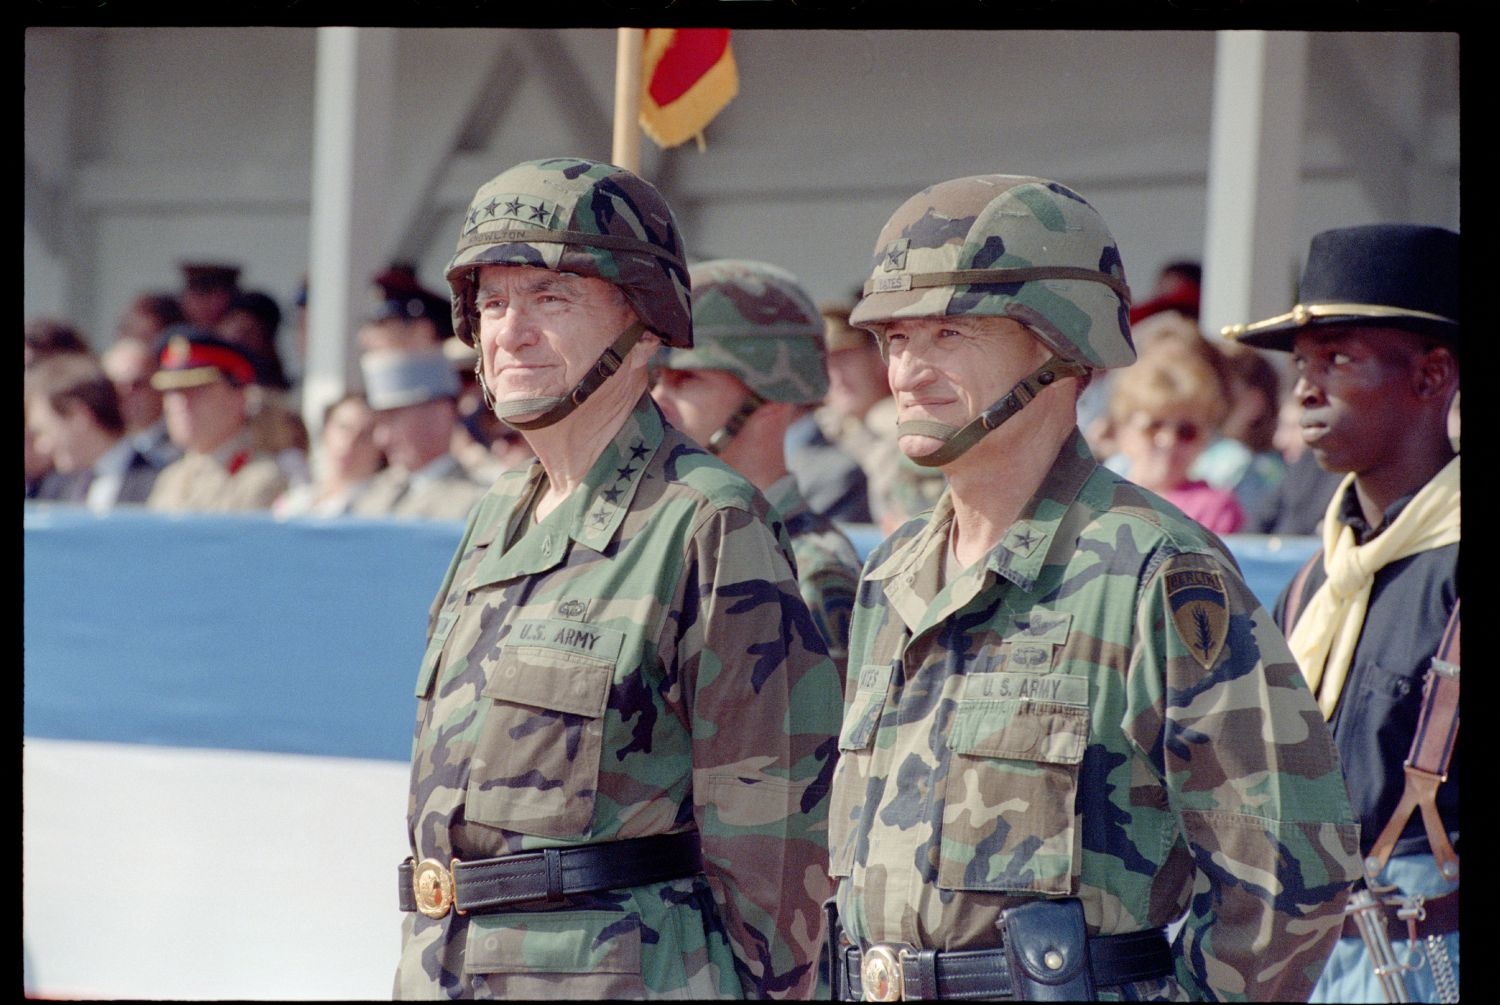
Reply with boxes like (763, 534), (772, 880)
(823, 896), (844, 1001)
(998, 898), (1096, 1001)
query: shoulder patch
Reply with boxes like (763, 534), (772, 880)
(1165, 567), (1229, 670)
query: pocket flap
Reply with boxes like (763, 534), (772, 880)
(482, 645), (614, 718)
(464, 910), (641, 974)
(838, 664), (892, 751)
(949, 694), (1088, 764)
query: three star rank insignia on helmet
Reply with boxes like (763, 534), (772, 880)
(1165, 567), (1229, 670)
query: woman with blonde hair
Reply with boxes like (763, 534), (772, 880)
(1108, 338), (1245, 534)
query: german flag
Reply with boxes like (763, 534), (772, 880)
(639, 29), (738, 149)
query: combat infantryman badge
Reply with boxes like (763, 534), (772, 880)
(1165, 568), (1229, 670)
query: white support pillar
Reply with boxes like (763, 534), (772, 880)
(1201, 31), (1308, 345)
(303, 27), (397, 440)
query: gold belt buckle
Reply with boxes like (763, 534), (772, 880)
(412, 858), (459, 919)
(862, 944), (906, 1002)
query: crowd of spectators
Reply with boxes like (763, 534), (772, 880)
(27, 253), (1371, 547)
(24, 260), (533, 523)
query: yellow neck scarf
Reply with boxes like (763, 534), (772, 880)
(1289, 456), (1460, 719)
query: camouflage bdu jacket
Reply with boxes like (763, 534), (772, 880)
(763, 473), (861, 690)
(830, 431), (1361, 1001)
(396, 395), (841, 1000)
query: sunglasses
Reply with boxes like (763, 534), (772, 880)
(1131, 416), (1204, 444)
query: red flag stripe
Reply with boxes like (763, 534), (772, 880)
(648, 29), (730, 106)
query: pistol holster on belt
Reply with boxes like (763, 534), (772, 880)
(824, 897), (844, 1001)
(999, 898), (1096, 1001)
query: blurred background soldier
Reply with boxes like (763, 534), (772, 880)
(350, 348), (488, 522)
(145, 326), (288, 512)
(111, 291), (184, 348)
(826, 174), (1360, 1002)
(394, 157), (838, 999)
(216, 289), (310, 490)
(1229, 224), (1461, 1004)
(808, 304), (946, 535)
(783, 303), (874, 526)
(177, 262), (241, 329)
(356, 264), (453, 355)
(652, 257), (861, 687)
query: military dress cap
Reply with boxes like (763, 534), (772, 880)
(822, 303), (874, 354)
(368, 266), (455, 340)
(1225, 223), (1460, 351)
(150, 326), (258, 390)
(361, 349), (460, 411)
(180, 262), (242, 291)
(225, 291), (292, 390)
(1128, 280), (1200, 325)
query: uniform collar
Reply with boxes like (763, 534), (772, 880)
(204, 428), (255, 468)
(1336, 480), (1421, 546)
(866, 429), (1096, 633)
(408, 453), (462, 486)
(470, 395), (665, 586)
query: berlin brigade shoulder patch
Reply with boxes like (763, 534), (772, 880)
(1165, 567), (1229, 670)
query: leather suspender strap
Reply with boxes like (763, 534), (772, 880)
(1280, 551), (1322, 635)
(1364, 599), (1460, 883)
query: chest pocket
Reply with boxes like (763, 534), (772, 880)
(829, 664), (892, 877)
(465, 620), (625, 839)
(938, 672), (1089, 896)
(414, 603), (462, 699)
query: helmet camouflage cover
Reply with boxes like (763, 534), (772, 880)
(662, 259), (829, 404)
(445, 157), (692, 348)
(848, 174), (1136, 371)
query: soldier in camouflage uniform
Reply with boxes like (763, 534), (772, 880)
(351, 349), (489, 523)
(826, 174), (1361, 1001)
(652, 258), (862, 687)
(394, 158), (841, 1000)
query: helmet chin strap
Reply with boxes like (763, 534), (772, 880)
(705, 390), (767, 455)
(896, 356), (1090, 467)
(481, 320), (648, 431)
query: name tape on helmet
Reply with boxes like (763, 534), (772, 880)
(871, 275), (914, 294)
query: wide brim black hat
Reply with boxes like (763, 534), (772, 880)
(1224, 223), (1459, 351)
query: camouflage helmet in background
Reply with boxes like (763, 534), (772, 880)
(661, 259), (829, 405)
(445, 157), (692, 349)
(849, 174), (1136, 371)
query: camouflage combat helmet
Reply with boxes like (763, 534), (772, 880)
(658, 259), (828, 454)
(850, 174), (1136, 466)
(445, 157), (692, 429)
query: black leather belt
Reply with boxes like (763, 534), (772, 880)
(1342, 888), (1460, 942)
(398, 831), (702, 919)
(839, 927), (1173, 1001)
